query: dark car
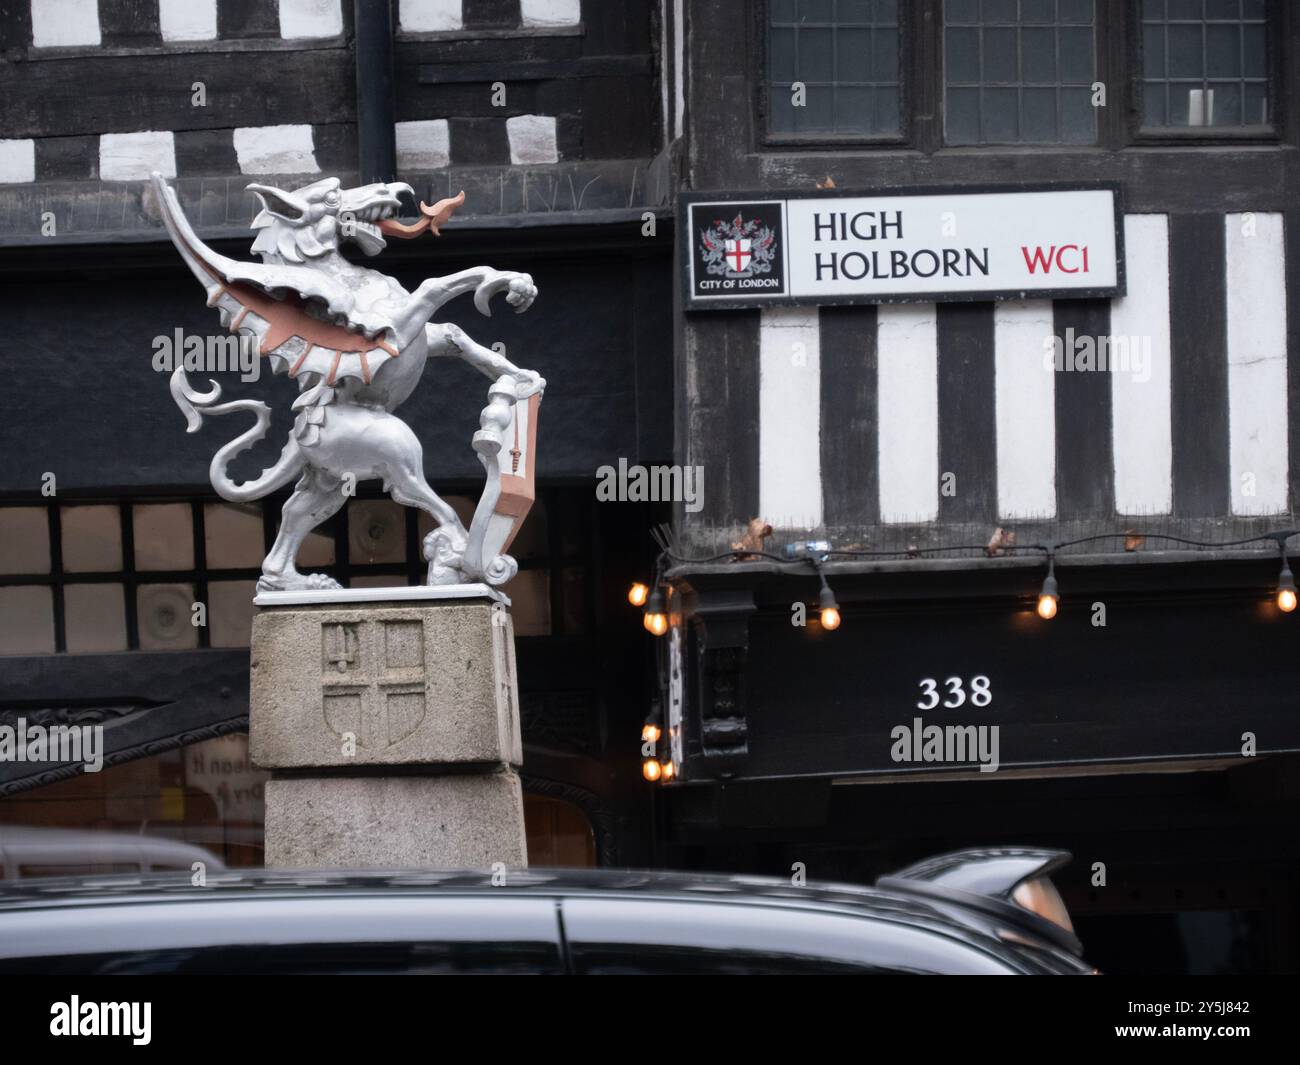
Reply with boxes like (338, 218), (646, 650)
(0, 847), (1092, 974)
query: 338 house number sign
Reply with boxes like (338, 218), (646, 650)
(916, 675), (992, 710)
(680, 184), (1123, 310)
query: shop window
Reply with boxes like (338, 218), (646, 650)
(0, 488), (589, 654)
(1140, 0), (1270, 130)
(0, 732), (268, 875)
(944, 0), (1097, 145)
(767, 0), (903, 139)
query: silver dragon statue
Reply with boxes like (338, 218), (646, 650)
(149, 172), (546, 593)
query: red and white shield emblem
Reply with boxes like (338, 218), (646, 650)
(724, 238), (752, 274)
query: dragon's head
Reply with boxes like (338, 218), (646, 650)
(247, 176), (413, 263)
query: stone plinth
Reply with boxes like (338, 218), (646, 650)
(263, 772), (527, 868)
(249, 592), (526, 870)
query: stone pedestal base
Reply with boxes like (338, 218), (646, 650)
(249, 595), (527, 870)
(263, 770), (527, 868)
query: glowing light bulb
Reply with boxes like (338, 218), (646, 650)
(1278, 587), (1297, 613)
(644, 611), (668, 636)
(628, 582), (649, 607)
(660, 760), (675, 780)
(641, 723), (662, 743)
(1037, 593), (1058, 620)
(642, 758), (662, 782)
(820, 606), (841, 630)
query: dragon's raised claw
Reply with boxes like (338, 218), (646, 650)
(474, 272), (537, 317)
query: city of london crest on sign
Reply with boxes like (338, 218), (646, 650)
(687, 199), (786, 302)
(701, 213), (777, 278)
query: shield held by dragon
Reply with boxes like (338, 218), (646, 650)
(150, 172), (547, 595)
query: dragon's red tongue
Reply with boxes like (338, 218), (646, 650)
(377, 189), (466, 240)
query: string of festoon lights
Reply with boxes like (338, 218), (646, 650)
(628, 527), (1298, 782)
(631, 528), (1300, 632)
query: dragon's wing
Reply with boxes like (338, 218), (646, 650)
(151, 174), (401, 387)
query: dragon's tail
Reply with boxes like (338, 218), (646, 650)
(170, 367), (305, 502)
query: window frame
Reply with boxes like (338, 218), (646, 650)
(1127, 0), (1283, 145)
(758, 0), (914, 148)
(755, 0), (1286, 152)
(939, 0), (1105, 148)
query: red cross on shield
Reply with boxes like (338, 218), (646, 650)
(724, 238), (752, 274)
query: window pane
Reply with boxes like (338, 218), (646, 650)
(1244, 81), (1268, 124)
(1061, 87), (1098, 142)
(947, 0), (980, 24)
(1242, 23), (1265, 77)
(1144, 23), (1167, 77)
(1206, 0), (1240, 17)
(137, 583), (199, 651)
(1059, 26), (1095, 80)
(0, 508), (50, 575)
(1022, 87), (1059, 141)
(64, 584), (127, 654)
(837, 85), (875, 128)
(1208, 80), (1242, 124)
(835, 27), (872, 81)
(946, 86), (982, 144)
(1022, 28), (1058, 81)
(799, 27), (834, 74)
(767, 0), (900, 136)
(1022, 0), (1056, 24)
(982, 86), (1020, 141)
(297, 527), (335, 568)
(943, 0), (1096, 145)
(1206, 24), (1241, 77)
(1144, 81), (1169, 124)
(983, 0), (1018, 23)
(133, 503), (194, 571)
(946, 27), (982, 82)
(204, 503), (263, 569)
(208, 580), (257, 648)
(347, 500), (406, 565)
(770, 26), (797, 81)
(0, 586), (55, 655)
(61, 505), (123, 573)
(872, 26), (898, 75)
(1142, 1), (1270, 128)
(983, 27), (1018, 82)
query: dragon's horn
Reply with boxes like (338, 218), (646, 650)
(245, 183), (310, 221)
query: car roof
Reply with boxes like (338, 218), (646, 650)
(0, 866), (942, 910)
(0, 858), (1090, 973)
